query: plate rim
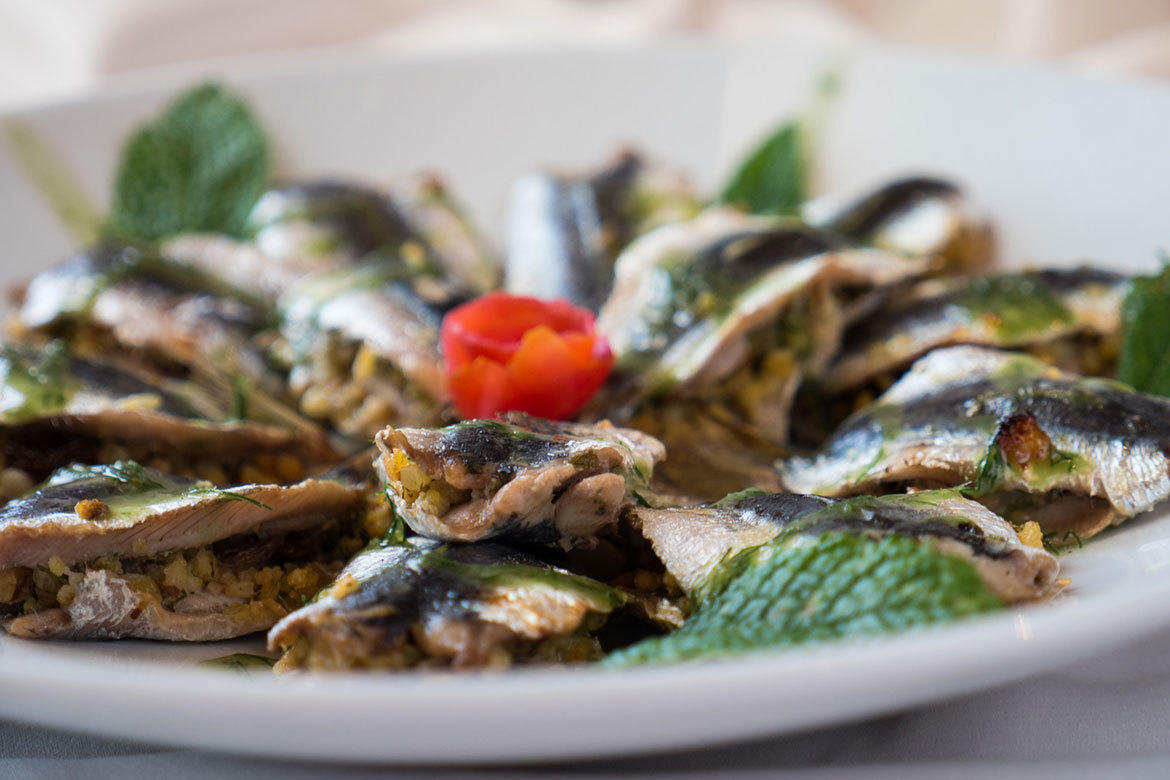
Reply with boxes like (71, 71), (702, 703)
(2, 558), (1169, 763)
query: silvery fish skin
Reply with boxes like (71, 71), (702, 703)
(0, 343), (336, 491)
(595, 209), (931, 450)
(823, 267), (1128, 392)
(376, 415), (665, 548)
(598, 209), (931, 398)
(277, 264), (449, 438)
(801, 176), (993, 272)
(391, 173), (501, 296)
(247, 181), (419, 272)
(1, 462), (363, 641)
(635, 489), (1058, 603)
(14, 243), (292, 403)
(783, 346), (1170, 538)
(268, 537), (623, 671)
(164, 181), (448, 303)
(0, 462), (359, 569)
(506, 150), (698, 311)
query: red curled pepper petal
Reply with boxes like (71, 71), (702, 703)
(440, 293), (614, 420)
(442, 293), (597, 367)
(447, 356), (517, 421)
(504, 325), (609, 420)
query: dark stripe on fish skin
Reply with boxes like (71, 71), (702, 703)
(326, 545), (426, 642)
(690, 226), (839, 288)
(795, 513), (1007, 559)
(896, 377), (1170, 448)
(840, 267), (1125, 354)
(0, 463), (198, 530)
(110, 277), (269, 331)
(437, 421), (572, 474)
(324, 541), (550, 637)
(551, 179), (614, 309)
(1031, 267), (1128, 294)
(3, 344), (198, 421)
(65, 356), (200, 419)
(814, 372), (1170, 483)
(1021, 381), (1170, 449)
(252, 181), (417, 258)
(822, 177), (959, 240)
(812, 376), (1002, 462)
(627, 224), (844, 356)
(511, 155), (639, 310)
(733, 493), (1011, 559)
(838, 291), (965, 352)
(26, 243), (275, 324)
(734, 492), (833, 520)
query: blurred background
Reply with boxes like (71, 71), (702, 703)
(2, 0), (1169, 110)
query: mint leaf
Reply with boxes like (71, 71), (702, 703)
(604, 532), (1001, 666)
(109, 83), (269, 242)
(1118, 260), (1170, 395)
(718, 122), (806, 215)
(717, 72), (838, 216)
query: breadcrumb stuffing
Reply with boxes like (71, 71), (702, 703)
(1018, 521), (1044, 549)
(330, 574), (360, 599)
(74, 499), (108, 521)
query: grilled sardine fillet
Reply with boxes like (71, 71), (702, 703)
(506, 150), (698, 311)
(823, 268), (1128, 392)
(391, 172), (500, 296)
(277, 264), (449, 438)
(268, 537), (623, 671)
(15, 243), (275, 384)
(163, 181), (423, 301)
(0, 343), (336, 496)
(1, 462), (363, 640)
(164, 180), (494, 439)
(801, 176), (994, 273)
(596, 209), (930, 447)
(600, 209), (930, 396)
(376, 415), (665, 547)
(11, 243), (328, 440)
(636, 489), (1058, 603)
(784, 346), (1170, 540)
(165, 179), (490, 300)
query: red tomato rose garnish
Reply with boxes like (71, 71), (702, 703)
(440, 292), (614, 420)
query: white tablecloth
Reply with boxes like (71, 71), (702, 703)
(5, 625), (1170, 779)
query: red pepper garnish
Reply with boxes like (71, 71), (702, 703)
(440, 292), (614, 420)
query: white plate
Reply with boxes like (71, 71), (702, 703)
(2, 39), (1170, 764)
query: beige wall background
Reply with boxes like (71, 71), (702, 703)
(2, 0), (1169, 109)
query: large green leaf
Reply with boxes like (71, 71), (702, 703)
(1118, 260), (1170, 396)
(109, 83), (269, 242)
(717, 121), (806, 216)
(605, 532), (1001, 666)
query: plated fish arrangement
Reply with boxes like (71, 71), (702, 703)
(2, 81), (1165, 672)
